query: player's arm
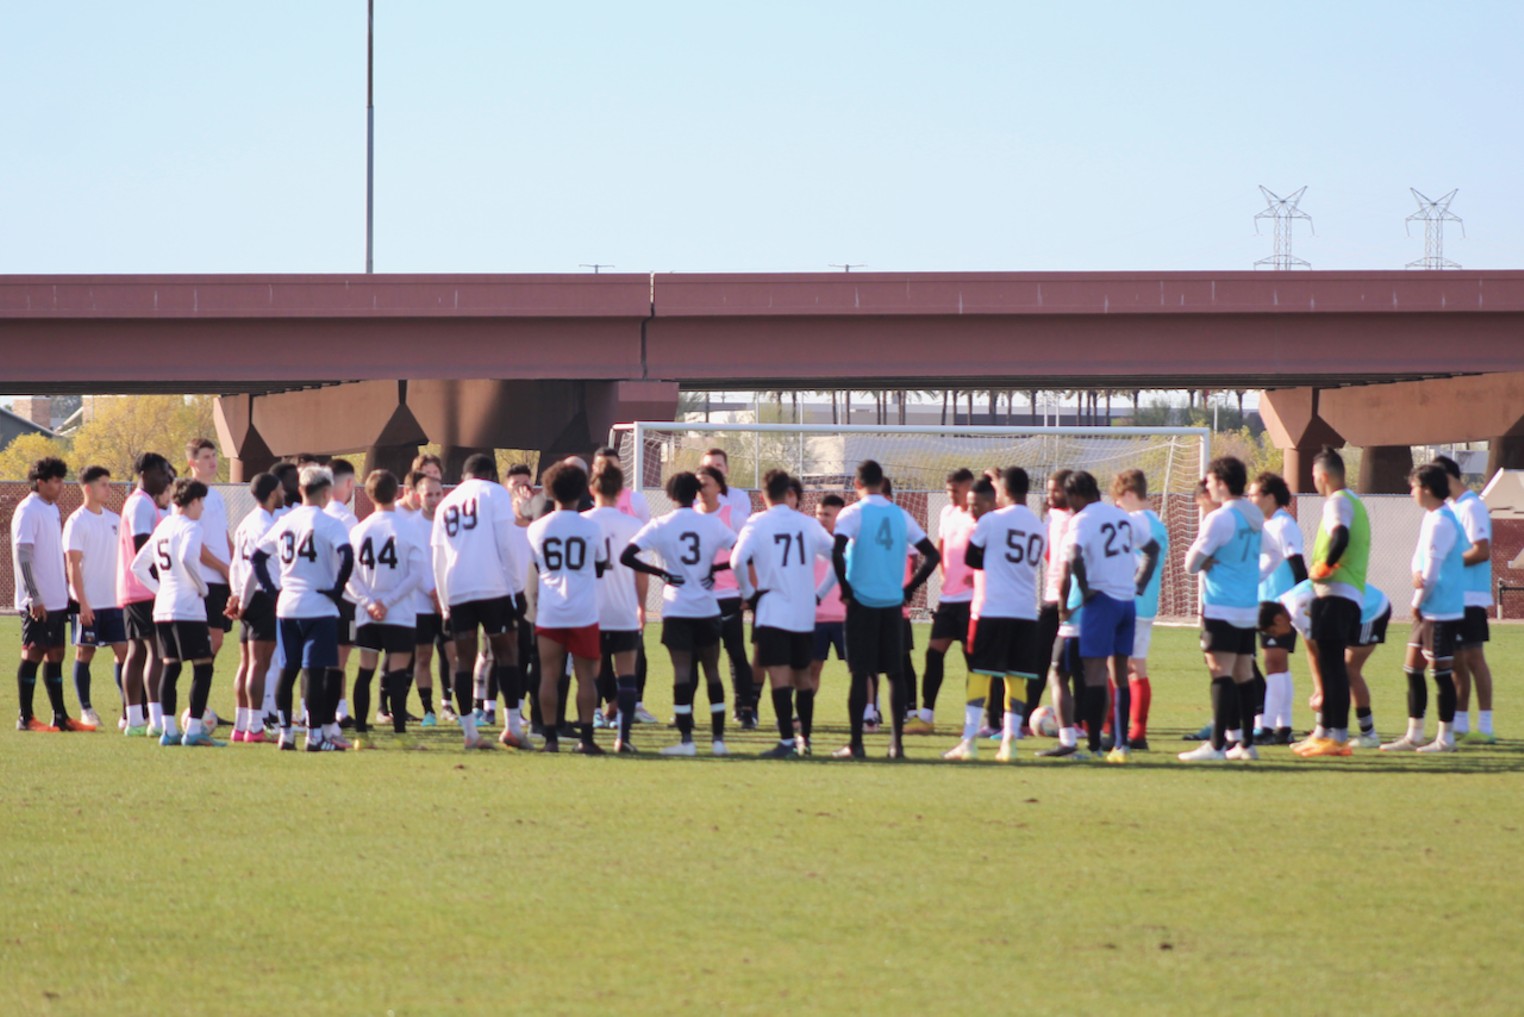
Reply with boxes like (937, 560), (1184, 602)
(129, 538), (160, 595)
(1312, 496), (1351, 578)
(965, 516), (988, 571)
(620, 542), (683, 585)
(430, 538), (451, 614)
(1412, 516), (1454, 612)
(181, 532), (210, 599)
(248, 526), (279, 603)
(1460, 512), (1490, 566)
(328, 539), (355, 608)
(831, 533), (852, 604)
(65, 549), (92, 624)
(1134, 537), (1161, 596)
(731, 530), (757, 600)
(905, 537), (940, 599)
(1056, 560), (1077, 620)
(594, 528), (611, 578)
(1184, 511), (1228, 574)
(15, 531), (46, 618)
(198, 542), (229, 581)
(1067, 541), (1091, 600)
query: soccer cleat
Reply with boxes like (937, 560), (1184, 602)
(942, 739), (978, 761)
(80, 708), (103, 729)
(1415, 738), (1457, 754)
(439, 703), (459, 724)
(278, 735), (298, 751)
(831, 744), (866, 760)
(1184, 722), (1213, 741)
(337, 715), (355, 730)
(885, 741), (905, 761)
(145, 724), (163, 738)
(1225, 744), (1259, 761)
(614, 739), (639, 755)
(327, 734), (354, 751)
(420, 712), (437, 728)
(797, 737), (812, 757)
(375, 710), (393, 726)
(995, 738), (1016, 763)
(902, 718), (936, 736)
(976, 725), (998, 740)
(1177, 742), (1226, 762)
(572, 741), (606, 756)
(711, 740), (728, 757)
(739, 710), (759, 732)
(1273, 728), (1296, 746)
(159, 730), (183, 747)
(497, 730), (532, 750)
(661, 741), (697, 757)
(481, 711), (497, 728)
(462, 736), (496, 751)
(181, 731), (225, 747)
(1105, 746), (1132, 764)
(231, 730), (247, 743)
(1130, 736), (1150, 752)
(263, 712), (281, 731)
(21, 716), (59, 733)
(1380, 735), (1423, 752)
(474, 708), (490, 728)
(1036, 743), (1080, 759)
(123, 724), (147, 737)
(759, 741), (797, 759)
(1460, 731), (1497, 746)
(634, 706), (659, 725)
(1252, 728), (1277, 746)
(1293, 737), (1352, 758)
(1354, 731), (1381, 749)
(591, 712), (608, 730)
(245, 730), (270, 745)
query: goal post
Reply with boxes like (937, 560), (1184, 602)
(608, 421), (1210, 621)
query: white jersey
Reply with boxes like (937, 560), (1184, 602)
(132, 514), (208, 623)
(396, 506), (439, 615)
(528, 510), (608, 629)
(1451, 490), (1493, 607)
(254, 505), (352, 619)
(585, 506), (644, 631)
(430, 479), (522, 608)
(1042, 507), (1072, 603)
(346, 510), (427, 629)
(631, 506), (737, 619)
(968, 504), (1045, 620)
(230, 506), (279, 598)
(194, 486), (232, 586)
(732, 504), (835, 633)
(505, 522), (531, 596)
(325, 499), (359, 533)
(1063, 502), (1145, 603)
(721, 487), (752, 532)
(11, 492), (67, 613)
(63, 506), (120, 611)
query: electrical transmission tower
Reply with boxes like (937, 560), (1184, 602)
(1405, 188), (1463, 269)
(1253, 185), (1314, 269)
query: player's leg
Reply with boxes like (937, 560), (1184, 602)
(353, 645), (380, 737)
(1259, 634), (1293, 745)
(611, 643), (639, 752)
(1127, 614), (1154, 750)
(568, 644), (603, 753)
(1345, 643), (1378, 746)
(1383, 628), (1430, 751)
(1226, 648), (1259, 759)
(71, 641), (97, 727)
(1417, 622), (1459, 753)
(1299, 596), (1356, 754)
(181, 627), (221, 747)
(413, 628), (436, 725)
(1181, 630), (1241, 761)
(697, 637), (726, 752)
(663, 634), (698, 754)
(246, 638), (274, 742)
(1458, 608), (1494, 741)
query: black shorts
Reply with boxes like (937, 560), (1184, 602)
(156, 620), (212, 662)
(1355, 606), (1391, 648)
(662, 615), (721, 652)
(717, 596), (744, 624)
(356, 623), (415, 654)
(930, 600), (972, 643)
(600, 629), (642, 656)
(1050, 634), (1081, 680)
(125, 600), (156, 641)
(1458, 605), (1490, 647)
(415, 612), (442, 645)
(337, 601), (357, 646)
(1201, 618), (1257, 656)
(21, 611), (67, 650)
(1310, 595), (1361, 648)
(203, 583), (232, 633)
(901, 615), (914, 652)
(448, 596), (516, 638)
(240, 592), (278, 644)
(844, 602), (903, 676)
(813, 621), (846, 662)
(1258, 601), (1298, 652)
(1038, 601), (1061, 668)
(970, 616), (1040, 678)
(755, 626), (813, 670)
(1409, 617), (1462, 661)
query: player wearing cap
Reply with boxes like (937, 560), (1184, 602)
(733, 470), (835, 759)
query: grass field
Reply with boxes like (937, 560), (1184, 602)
(3, 616), (1522, 1016)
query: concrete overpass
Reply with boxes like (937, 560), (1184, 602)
(3, 270), (1522, 484)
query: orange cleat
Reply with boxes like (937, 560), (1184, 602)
(57, 716), (97, 732)
(22, 717), (59, 733)
(1293, 737), (1352, 758)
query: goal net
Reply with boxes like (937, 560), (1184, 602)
(609, 422), (1209, 622)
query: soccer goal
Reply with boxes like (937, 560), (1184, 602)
(609, 421), (1210, 621)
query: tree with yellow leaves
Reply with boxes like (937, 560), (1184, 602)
(0, 432), (72, 480)
(70, 395), (224, 480)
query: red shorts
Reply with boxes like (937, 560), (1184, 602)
(535, 623), (600, 661)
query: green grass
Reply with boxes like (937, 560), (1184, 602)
(3, 616), (1522, 1016)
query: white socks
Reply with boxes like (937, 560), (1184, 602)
(919, 707), (934, 723)
(962, 704), (983, 741)
(1059, 726), (1078, 748)
(1478, 710), (1494, 735)
(148, 703), (164, 728)
(1264, 671), (1293, 728)
(1002, 711), (1021, 740)
(127, 704), (145, 727)
(1406, 718), (1425, 742)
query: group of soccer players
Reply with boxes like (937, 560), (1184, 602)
(9, 437), (1502, 760)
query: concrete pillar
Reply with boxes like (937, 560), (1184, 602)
(440, 445), (493, 484)
(1357, 445), (1414, 494)
(1258, 387), (1345, 494)
(364, 443), (419, 482)
(215, 394), (277, 482)
(1487, 433), (1524, 478)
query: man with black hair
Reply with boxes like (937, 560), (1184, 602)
(593, 446), (651, 523)
(63, 465), (125, 731)
(131, 477), (221, 746)
(1034, 469), (1074, 722)
(1433, 455), (1497, 743)
(585, 461), (648, 752)
(1248, 471), (1308, 745)
(321, 457), (361, 729)
(697, 465), (758, 729)
(247, 466), (355, 752)
(622, 471), (737, 756)
(185, 439), (234, 663)
(12, 457), (85, 732)
(1380, 464), (1467, 754)
(398, 470), (445, 727)
(1294, 447), (1370, 758)
(431, 453), (524, 750)
(908, 468), (977, 736)
(830, 459), (940, 760)
(733, 470), (834, 759)
(117, 451), (173, 736)
(1180, 457), (1264, 762)
(226, 472), (284, 742)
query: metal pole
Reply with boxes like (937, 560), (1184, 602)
(365, 0), (374, 274)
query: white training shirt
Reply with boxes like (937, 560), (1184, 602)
(1063, 502), (1144, 603)
(396, 506), (439, 616)
(968, 504), (1045, 620)
(430, 479), (522, 608)
(325, 499), (359, 533)
(505, 518), (531, 596)
(252, 505), (352, 619)
(1450, 490), (1493, 608)
(196, 486), (232, 585)
(131, 513), (208, 623)
(528, 509), (609, 629)
(1042, 507), (1073, 603)
(721, 487), (752, 532)
(1317, 492), (1361, 605)
(63, 505), (120, 612)
(732, 504), (835, 633)
(1411, 507), (1463, 621)
(1259, 507), (1304, 584)
(630, 506), (737, 619)
(585, 506), (645, 632)
(230, 506), (279, 598)
(346, 509), (427, 629)
(11, 492), (68, 613)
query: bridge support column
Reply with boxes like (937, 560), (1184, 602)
(365, 443), (420, 481)
(1358, 445), (1414, 494)
(1488, 433), (1524, 478)
(214, 394), (277, 483)
(1258, 387), (1344, 493)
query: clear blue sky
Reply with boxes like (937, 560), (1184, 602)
(2, 1), (1519, 275)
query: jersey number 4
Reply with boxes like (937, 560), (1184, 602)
(280, 531), (318, 564)
(358, 536), (398, 569)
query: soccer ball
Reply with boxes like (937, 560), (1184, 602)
(180, 708), (219, 733)
(1028, 705), (1058, 738)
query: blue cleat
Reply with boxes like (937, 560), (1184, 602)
(181, 731), (226, 747)
(159, 730), (183, 746)
(420, 712), (437, 728)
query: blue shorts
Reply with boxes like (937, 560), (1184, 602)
(73, 607), (127, 647)
(278, 616), (339, 670)
(1077, 593), (1135, 660)
(812, 621), (846, 662)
